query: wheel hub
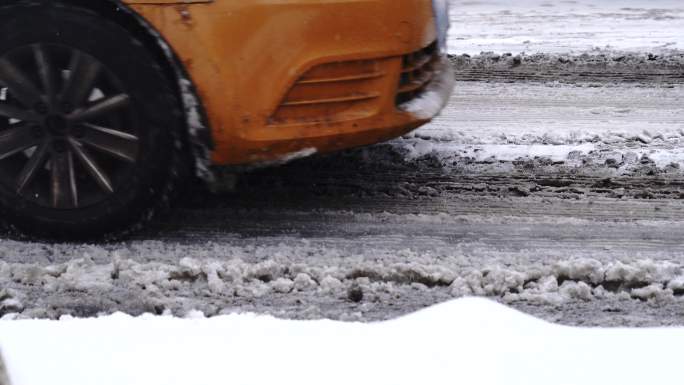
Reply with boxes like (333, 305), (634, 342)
(44, 114), (69, 136)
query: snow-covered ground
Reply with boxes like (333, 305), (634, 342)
(449, 0), (684, 54)
(399, 81), (684, 170)
(2, 298), (683, 385)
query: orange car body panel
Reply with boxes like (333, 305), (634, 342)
(124, 0), (441, 165)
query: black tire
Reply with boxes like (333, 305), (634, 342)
(0, 2), (186, 241)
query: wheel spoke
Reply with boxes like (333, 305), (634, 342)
(69, 138), (114, 194)
(79, 123), (138, 162)
(16, 140), (49, 193)
(50, 150), (78, 209)
(32, 44), (57, 107)
(0, 103), (39, 122)
(68, 94), (130, 123)
(0, 45), (137, 211)
(0, 57), (43, 108)
(0, 124), (39, 160)
(61, 51), (101, 108)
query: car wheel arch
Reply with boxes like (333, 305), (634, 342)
(27, 0), (216, 183)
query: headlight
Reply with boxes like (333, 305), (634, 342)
(432, 0), (450, 52)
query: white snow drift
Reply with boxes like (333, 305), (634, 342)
(1, 298), (682, 385)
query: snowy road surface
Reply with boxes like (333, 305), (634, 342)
(449, 0), (684, 54)
(2, 74), (684, 326)
(2, 298), (683, 385)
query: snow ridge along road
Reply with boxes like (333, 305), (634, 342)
(2, 0), (684, 326)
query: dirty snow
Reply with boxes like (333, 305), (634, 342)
(3, 223), (684, 325)
(2, 298), (683, 385)
(396, 81), (684, 171)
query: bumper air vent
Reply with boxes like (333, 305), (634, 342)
(396, 42), (439, 106)
(270, 59), (385, 124)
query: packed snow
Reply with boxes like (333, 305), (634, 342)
(2, 298), (683, 385)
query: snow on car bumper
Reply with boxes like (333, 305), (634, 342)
(398, 55), (455, 120)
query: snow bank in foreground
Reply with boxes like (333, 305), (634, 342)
(1, 298), (681, 385)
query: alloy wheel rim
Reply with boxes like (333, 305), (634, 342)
(0, 43), (139, 209)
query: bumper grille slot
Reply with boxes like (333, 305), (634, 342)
(396, 42), (439, 106)
(281, 93), (380, 107)
(271, 60), (385, 124)
(297, 72), (384, 85)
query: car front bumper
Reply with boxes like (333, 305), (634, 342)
(130, 0), (450, 166)
(228, 51), (454, 167)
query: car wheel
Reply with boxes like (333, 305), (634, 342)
(0, 3), (186, 241)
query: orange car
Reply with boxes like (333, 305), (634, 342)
(0, 0), (453, 240)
